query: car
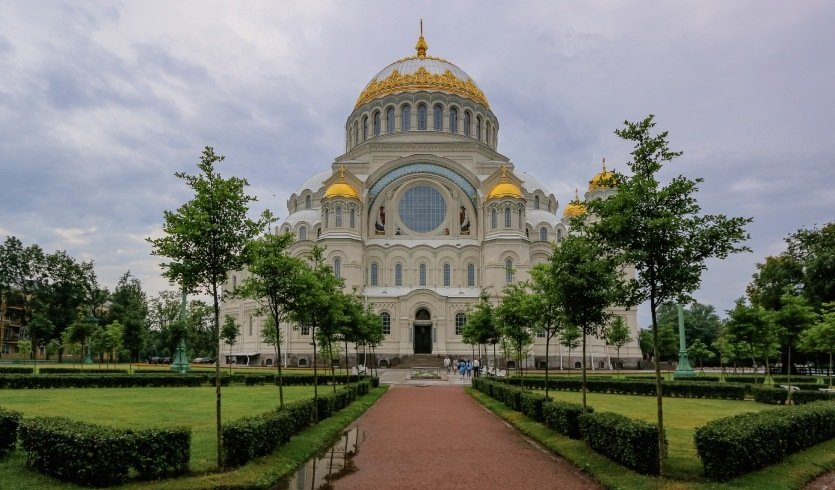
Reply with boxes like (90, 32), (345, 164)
(148, 356), (161, 364)
(192, 357), (216, 364)
(160, 357), (172, 364)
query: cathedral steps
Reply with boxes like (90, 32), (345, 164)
(393, 354), (445, 369)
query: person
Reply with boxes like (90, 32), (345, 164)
(458, 359), (466, 379)
(444, 356), (451, 374)
(473, 358), (480, 377)
(453, 359), (459, 375)
(466, 360), (473, 378)
(375, 206), (385, 234)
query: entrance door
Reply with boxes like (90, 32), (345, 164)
(414, 324), (432, 354)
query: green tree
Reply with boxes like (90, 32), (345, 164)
(103, 321), (124, 366)
(656, 301), (723, 353)
(220, 315), (240, 374)
(584, 115), (751, 474)
(17, 339), (32, 362)
(747, 255), (803, 310)
(237, 230), (305, 406)
(147, 146), (266, 468)
(605, 316), (632, 377)
(798, 302), (835, 387)
(560, 323), (581, 372)
(772, 293), (817, 397)
(106, 271), (148, 363)
(41, 251), (100, 359)
(463, 292), (501, 370)
(786, 223), (835, 307)
(495, 283), (536, 380)
(530, 264), (565, 397)
(0, 237), (48, 360)
(725, 298), (780, 383)
(687, 338), (715, 371)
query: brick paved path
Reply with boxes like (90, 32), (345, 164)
(335, 385), (601, 489)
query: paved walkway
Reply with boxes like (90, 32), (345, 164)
(335, 384), (601, 489)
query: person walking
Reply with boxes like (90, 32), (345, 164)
(466, 360), (473, 378)
(473, 358), (480, 377)
(458, 359), (466, 379)
(444, 356), (451, 374)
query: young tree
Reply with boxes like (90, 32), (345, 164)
(725, 298), (780, 382)
(463, 292), (501, 371)
(772, 293), (817, 395)
(530, 264), (565, 397)
(495, 283), (536, 380)
(585, 115), (751, 474)
(103, 321), (124, 366)
(220, 315), (240, 374)
(560, 324), (581, 372)
(798, 302), (835, 387)
(687, 338), (715, 371)
(147, 146), (266, 468)
(106, 271), (148, 363)
(605, 316), (632, 377)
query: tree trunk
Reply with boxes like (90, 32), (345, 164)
(581, 333), (588, 409)
(786, 345), (793, 404)
(312, 327), (319, 423)
(651, 301), (666, 477)
(212, 284), (223, 469)
(274, 318), (283, 407)
(545, 334), (551, 398)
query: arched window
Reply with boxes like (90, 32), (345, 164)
(373, 111), (381, 137)
(433, 104), (443, 131)
(386, 107), (395, 134)
(417, 104), (427, 130)
(443, 263), (451, 286)
(491, 209), (497, 229)
(380, 312), (391, 335)
(557, 229), (563, 242)
(305, 195), (311, 209)
(504, 207), (512, 227)
(449, 107), (458, 133)
(476, 115), (482, 141)
(534, 195), (540, 210)
(353, 121), (359, 145)
(324, 208), (329, 228)
(370, 262), (378, 286)
(486, 121), (492, 145)
(505, 259), (514, 284)
(299, 226), (307, 241)
(455, 312), (466, 335)
(401, 104), (411, 131)
(463, 111), (471, 137)
(362, 116), (368, 141)
(419, 263), (427, 286)
(519, 209), (523, 228)
(349, 208), (355, 228)
(467, 263), (476, 287)
(316, 227), (321, 238)
(282, 225), (290, 234)
(335, 206), (343, 227)
(539, 226), (547, 241)
(334, 258), (342, 279)
(395, 263), (403, 286)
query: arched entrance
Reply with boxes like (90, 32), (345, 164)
(413, 308), (432, 354)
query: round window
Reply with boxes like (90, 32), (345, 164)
(398, 185), (446, 233)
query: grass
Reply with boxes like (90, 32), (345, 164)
(469, 388), (835, 489)
(0, 385), (387, 489)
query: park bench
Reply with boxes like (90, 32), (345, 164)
(818, 388), (835, 394)
(779, 384), (800, 392)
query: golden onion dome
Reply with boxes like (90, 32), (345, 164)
(588, 158), (616, 191)
(486, 166), (523, 200)
(323, 166), (359, 200)
(354, 27), (489, 109)
(563, 189), (586, 218)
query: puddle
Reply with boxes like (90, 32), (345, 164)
(273, 427), (366, 490)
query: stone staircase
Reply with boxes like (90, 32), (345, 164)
(393, 354), (445, 369)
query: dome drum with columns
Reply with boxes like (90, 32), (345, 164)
(221, 30), (641, 370)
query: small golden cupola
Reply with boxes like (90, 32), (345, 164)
(588, 158), (616, 191)
(323, 166), (359, 200)
(562, 189), (586, 218)
(487, 166), (523, 200)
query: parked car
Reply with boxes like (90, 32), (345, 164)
(192, 357), (216, 364)
(160, 357), (172, 364)
(148, 356), (161, 364)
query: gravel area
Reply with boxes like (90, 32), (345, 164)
(334, 385), (601, 489)
(806, 471), (835, 490)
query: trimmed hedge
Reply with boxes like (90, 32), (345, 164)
(18, 417), (190, 486)
(0, 374), (207, 389)
(579, 411), (663, 475)
(0, 407), (22, 457)
(751, 386), (788, 405)
(38, 367), (128, 374)
(498, 377), (747, 400)
(724, 375), (817, 384)
(793, 390), (835, 405)
(694, 401), (835, 481)
(672, 376), (721, 382)
(0, 366), (33, 374)
(542, 400), (591, 439)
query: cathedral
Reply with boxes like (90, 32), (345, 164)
(220, 30), (642, 370)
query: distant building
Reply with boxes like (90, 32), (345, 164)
(221, 31), (641, 370)
(1, 302), (26, 357)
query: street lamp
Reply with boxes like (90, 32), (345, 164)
(83, 312), (96, 364)
(169, 279), (191, 374)
(673, 303), (695, 379)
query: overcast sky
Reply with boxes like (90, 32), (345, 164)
(1, 1), (833, 326)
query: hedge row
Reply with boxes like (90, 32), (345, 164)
(473, 378), (660, 474)
(672, 376), (721, 382)
(0, 366), (33, 374)
(579, 411), (662, 475)
(694, 401), (835, 481)
(222, 380), (372, 468)
(724, 375), (817, 384)
(499, 377), (747, 400)
(18, 417), (190, 486)
(0, 407), (22, 457)
(0, 374), (207, 389)
(38, 367), (129, 374)
(751, 386), (835, 405)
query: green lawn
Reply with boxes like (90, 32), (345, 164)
(0, 385), (316, 472)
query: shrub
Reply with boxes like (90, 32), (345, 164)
(130, 427), (192, 479)
(542, 400), (591, 439)
(0, 374), (207, 389)
(520, 392), (548, 422)
(38, 367), (127, 374)
(672, 376), (721, 382)
(496, 377), (746, 400)
(0, 366), (33, 374)
(792, 390), (835, 405)
(694, 401), (835, 481)
(751, 386), (788, 405)
(0, 407), (22, 457)
(579, 411), (662, 475)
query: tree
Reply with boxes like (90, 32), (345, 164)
(236, 230), (306, 406)
(463, 292), (501, 371)
(546, 234), (619, 408)
(605, 316), (632, 377)
(584, 115), (751, 475)
(687, 338), (715, 371)
(725, 298), (780, 382)
(103, 321), (124, 366)
(656, 301), (723, 353)
(530, 264), (565, 397)
(0, 237), (48, 359)
(106, 271), (148, 363)
(495, 283), (536, 380)
(147, 146), (266, 468)
(17, 339), (32, 362)
(772, 293), (817, 398)
(798, 302), (835, 387)
(220, 315), (240, 374)
(560, 324), (581, 372)
(785, 223), (835, 307)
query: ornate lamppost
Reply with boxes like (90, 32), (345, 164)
(169, 281), (190, 373)
(673, 303), (695, 379)
(83, 312), (95, 364)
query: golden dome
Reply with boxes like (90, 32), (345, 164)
(563, 189), (586, 218)
(588, 158), (616, 191)
(487, 166), (523, 200)
(323, 166), (359, 200)
(354, 28), (489, 109)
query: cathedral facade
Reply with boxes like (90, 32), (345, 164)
(220, 32), (642, 370)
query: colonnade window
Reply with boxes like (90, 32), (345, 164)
(380, 312), (391, 335)
(324, 209), (329, 228)
(455, 312), (466, 335)
(476, 116), (482, 141)
(534, 196), (539, 210)
(504, 207), (512, 227)
(419, 263), (427, 286)
(335, 206), (343, 227)
(395, 263), (403, 286)
(433, 104), (443, 131)
(491, 209), (497, 229)
(353, 121), (359, 145)
(443, 263), (451, 286)
(305, 195), (311, 209)
(401, 105), (411, 131)
(349, 209), (355, 228)
(449, 107), (458, 133)
(417, 104), (427, 130)
(557, 229), (563, 242)
(539, 227), (547, 241)
(334, 258), (342, 279)
(486, 121), (492, 145)
(370, 262), (378, 286)
(463, 111), (471, 137)
(505, 259), (514, 284)
(467, 263), (475, 287)
(373, 111), (381, 137)
(362, 116), (368, 141)
(299, 226), (307, 241)
(386, 107), (395, 134)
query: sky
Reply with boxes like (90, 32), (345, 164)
(1, 1), (833, 327)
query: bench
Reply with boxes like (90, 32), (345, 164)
(780, 384), (800, 392)
(819, 388), (835, 394)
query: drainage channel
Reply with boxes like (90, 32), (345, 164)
(273, 427), (366, 490)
